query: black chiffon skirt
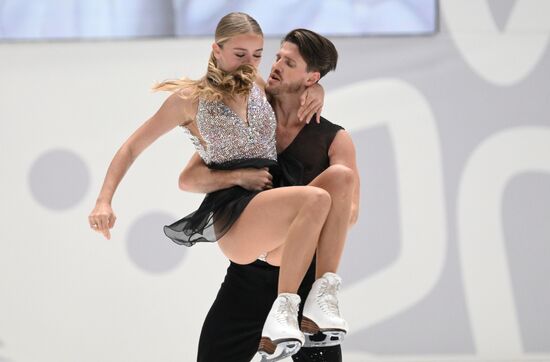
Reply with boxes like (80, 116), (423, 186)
(163, 157), (303, 247)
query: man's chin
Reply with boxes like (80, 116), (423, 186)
(265, 83), (279, 95)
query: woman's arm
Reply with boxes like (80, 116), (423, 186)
(298, 83), (324, 124)
(89, 91), (195, 239)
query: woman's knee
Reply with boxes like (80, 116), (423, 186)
(301, 186), (332, 213)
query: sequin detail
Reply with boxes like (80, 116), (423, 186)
(181, 83), (277, 164)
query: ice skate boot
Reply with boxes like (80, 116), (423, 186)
(258, 293), (304, 362)
(301, 272), (348, 347)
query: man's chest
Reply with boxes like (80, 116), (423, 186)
(276, 124), (305, 153)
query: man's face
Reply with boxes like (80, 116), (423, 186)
(266, 42), (319, 95)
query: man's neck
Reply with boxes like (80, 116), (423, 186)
(270, 93), (303, 128)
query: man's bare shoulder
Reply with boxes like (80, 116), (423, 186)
(329, 129), (355, 155)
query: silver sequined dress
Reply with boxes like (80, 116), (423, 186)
(182, 83), (277, 165)
(164, 83), (282, 246)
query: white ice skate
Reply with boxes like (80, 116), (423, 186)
(301, 272), (348, 348)
(258, 293), (304, 362)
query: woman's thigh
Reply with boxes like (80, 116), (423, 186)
(263, 166), (354, 266)
(219, 185), (330, 264)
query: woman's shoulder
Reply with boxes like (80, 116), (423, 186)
(164, 87), (199, 127)
(172, 84), (196, 100)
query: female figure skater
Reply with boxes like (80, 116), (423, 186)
(88, 12), (348, 361)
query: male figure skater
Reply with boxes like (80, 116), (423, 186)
(179, 29), (360, 362)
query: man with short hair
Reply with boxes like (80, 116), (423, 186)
(180, 29), (360, 362)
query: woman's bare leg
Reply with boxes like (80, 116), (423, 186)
(261, 165), (355, 278)
(309, 165), (355, 278)
(219, 185), (331, 293)
(254, 165), (355, 274)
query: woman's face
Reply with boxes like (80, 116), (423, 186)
(213, 33), (264, 72)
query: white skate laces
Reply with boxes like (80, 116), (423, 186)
(275, 294), (299, 326)
(316, 275), (341, 315)
(301, 272), (348, 347)
(258, 293), (304, 362)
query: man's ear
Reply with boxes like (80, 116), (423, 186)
(305, 71), (321, 87)
(212, 42), (222, 60)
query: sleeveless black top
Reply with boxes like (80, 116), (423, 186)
(278, 116), (344, 185)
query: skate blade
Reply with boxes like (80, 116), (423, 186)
(303, 330), (346, 348)
(258, 340), (302, 362)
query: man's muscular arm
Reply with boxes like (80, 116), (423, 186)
(179, 152), (273, 193)
(328, 130), (361, 226)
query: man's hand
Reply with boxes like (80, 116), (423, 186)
(236, 167), (273, 191)
(298, 83), (324, 124)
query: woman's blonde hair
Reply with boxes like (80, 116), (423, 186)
(153, 12), (263, 101)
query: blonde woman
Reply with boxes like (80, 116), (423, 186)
(89, 12), (346, 362)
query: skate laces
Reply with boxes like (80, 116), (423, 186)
(317, 278), (341, 316)
(276, 295), (299, 327)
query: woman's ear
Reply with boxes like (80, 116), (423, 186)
(212, 42), (222, 60)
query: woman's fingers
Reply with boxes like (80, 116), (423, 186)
(299, 88), (308, 107)
(108, 214), (117, 228)
(98, 217), (112, 240)
(316, 105), (323, 124)
(299, 100), (321, 123)
(99, 216), (107, 230)
(298, 90), (310, 121)
(89, 208), (115, 240)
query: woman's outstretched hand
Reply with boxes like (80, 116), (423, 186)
(89, 202), (117, 240)
(298, 83), (324, 124)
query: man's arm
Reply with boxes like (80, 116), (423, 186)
(179, 152), (273, 193)
(328, 130), (361, 226)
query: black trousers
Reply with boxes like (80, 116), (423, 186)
(197, 259), (342, 362)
